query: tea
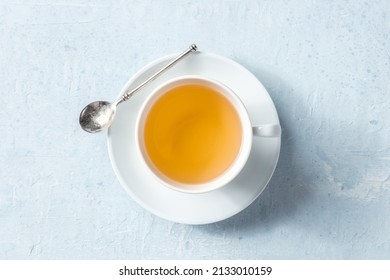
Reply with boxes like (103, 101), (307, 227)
(144, 84), (242, 185)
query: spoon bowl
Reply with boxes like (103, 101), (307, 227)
(79, 101), (116, 133)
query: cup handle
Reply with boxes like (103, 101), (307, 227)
(252, 124), (281, 137)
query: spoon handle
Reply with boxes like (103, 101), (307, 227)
(116, 44), (198, 105)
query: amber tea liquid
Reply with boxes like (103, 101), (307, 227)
(144, 84), (242, 184)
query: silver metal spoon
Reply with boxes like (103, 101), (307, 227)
(79, 44), (198, 133)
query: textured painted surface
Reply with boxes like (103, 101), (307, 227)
(0, 0), (389, 259)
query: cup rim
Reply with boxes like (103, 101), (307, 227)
(135, 75), (253, 194)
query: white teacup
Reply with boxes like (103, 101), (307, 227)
(135, 75), (281, 193)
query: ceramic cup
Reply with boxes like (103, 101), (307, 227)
(135, 75), (281, 193)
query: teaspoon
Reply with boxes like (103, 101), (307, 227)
(79, 44), (198, 133)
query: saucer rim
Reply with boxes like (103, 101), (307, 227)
(107, 52), (281, 224)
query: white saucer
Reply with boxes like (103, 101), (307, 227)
(107, 52), (281, 224)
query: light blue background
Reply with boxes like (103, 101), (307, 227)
(1, 0), (389, 259)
